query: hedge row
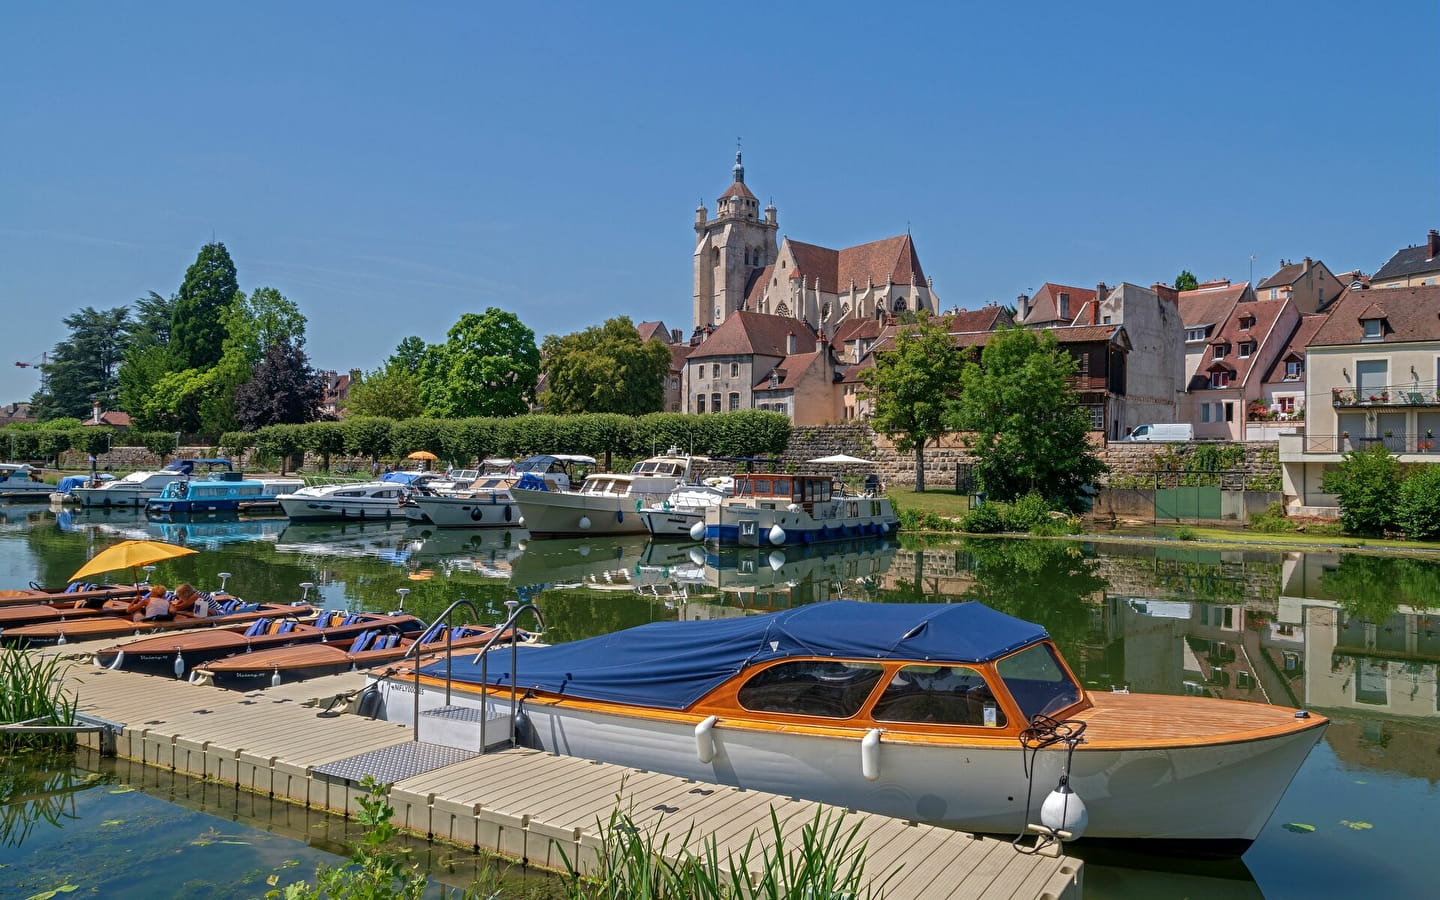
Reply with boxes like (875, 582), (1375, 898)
(220, 411), (792, 468)
(0, 426), (185, 463)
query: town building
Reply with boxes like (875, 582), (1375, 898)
(1255, 257), (1345, 312)
(636, 320), (687, 413)
(318, 370), (359, 418)
(681, 311), (820, 420)
(1371, 229), (1440, 289)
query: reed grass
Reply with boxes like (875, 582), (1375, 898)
(0, 649), (78, 752)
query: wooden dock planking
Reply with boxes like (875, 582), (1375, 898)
(47, 664), (1081, 900)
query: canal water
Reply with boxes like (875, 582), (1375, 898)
(2, 504), (1436, 898)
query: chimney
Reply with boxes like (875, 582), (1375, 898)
(671, 327), (682, 343)
(1089, 298), (1101, 324)
(92, 402), (101, 425)
(1428, 229), (1439, 259)
(786, 331), (797, 355)
(1303, 256), (1312, 273)
(1096, 282), (1109, 301)
(1152, 282), (1179, 302)
(1016, 293), (1030, 321)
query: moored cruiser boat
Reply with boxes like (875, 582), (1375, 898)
(702, 474), (899, 546)
(411, 454), (594, 528)
(71, 458), (236, 508)
(366, 600), (1326, 853)
(146, 472), (304, 514)
(513, 448), (699, 537)
(640, 478), (732, 539)
(277, 479), (412, 521)
(0, 464), (53, 499)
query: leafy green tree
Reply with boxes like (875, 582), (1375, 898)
(235, 335), (323, 429)
(31, 306), (132, 420)
(954, 325), (1106, 511)
(117, 291), (178, 422)
(130, 290), (176, 345)
(540, 316), (673, 415)
(1397, 464), (1440, 540)
(1321, 444), (1401, 536)
(134, 367), (221, 432)
(342, 416), (395, 464)
(345, 366), (425, 419)
(1174, 270), (1199, 291)
(169, 242), (239, 370)
(388, 336), (430, 373)
(421, 309), (539, 418)
(222, 287), (307, 365)
(859, 312), (966, 491)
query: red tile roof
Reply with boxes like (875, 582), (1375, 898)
(1187, 297), (1291, 390)
(786, 235), (927, 294)
(720, 181), (757, 201)
(1311, 285), (1440, 345)
(1023, 283), (1096, 325)
(833, 317), (883, 343)
(685, 311), (817, 359)
(744, 265), (774, 307)
(753, 351), (825, 389)
(637, 320), (670, 343)
(1177, 282), (1252, 332)
(1261, 313), (1328, 383)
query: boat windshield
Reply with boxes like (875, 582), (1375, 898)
(995, 643), (1081, 721)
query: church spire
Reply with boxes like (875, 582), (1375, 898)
(732, 140), (745, 184)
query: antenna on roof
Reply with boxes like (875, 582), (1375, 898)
(1249, 253), (1256, 285)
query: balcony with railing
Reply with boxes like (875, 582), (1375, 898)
(1330, 384), (1440, 408)
(1300, 432), (1440, 454)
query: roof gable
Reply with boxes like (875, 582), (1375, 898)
(783, 235), (927, 294)
(1310, 285), (1440, 345)
(686, 311), (817, 359)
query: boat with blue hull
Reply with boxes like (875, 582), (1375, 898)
(700, 473), (898, 546)
(146, 472), (304, 514)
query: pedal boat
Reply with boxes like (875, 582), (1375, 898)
(367, 600), (1326, 855)
(0, 582), (142, 609)
(190, 622), (528, 689)
(91, 609), (423, 679)
(3, 600), (315, 649)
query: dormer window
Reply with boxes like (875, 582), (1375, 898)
(1058, 293), (1070, 319)
(1213, 343), (1230, 360)
(1362, 319), (1384, 341)
(1185, 327), (1208, 342)
(1239, 316), (1255, 331)
(1285, 360), (1303, 380)
(1239, 341), (1256, 358)
(1210, 370), (1231, 388)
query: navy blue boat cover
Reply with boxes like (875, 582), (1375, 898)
(419, 600), (1047, 711)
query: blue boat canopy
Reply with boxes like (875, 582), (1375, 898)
(420, 600), (1048, 711)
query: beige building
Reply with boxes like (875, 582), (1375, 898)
(681, 311), (821, 419)
(1370, 229), (1440, 289)
(1279, 284), (1440, 509)
(1255, 257), (1345, 313)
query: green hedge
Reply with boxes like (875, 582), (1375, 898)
(217, 410), (792, 469)
(0, 424), (185, 463)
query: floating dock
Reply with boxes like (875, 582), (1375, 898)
(43, 640), (1082, 900)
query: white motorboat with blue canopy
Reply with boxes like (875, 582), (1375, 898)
(701, 473), (898, 546)
(368, 600), (1326, 854)
(71, 458), (236, 508)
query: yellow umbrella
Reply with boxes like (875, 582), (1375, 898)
(406, 450), (439, 461)
(69, 540), (198, 584)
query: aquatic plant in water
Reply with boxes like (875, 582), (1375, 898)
(0, 649), (78, 752)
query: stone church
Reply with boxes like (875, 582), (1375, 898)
(691, 152), (940, 337)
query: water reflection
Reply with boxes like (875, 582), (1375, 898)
(9, 513), (1440, 897)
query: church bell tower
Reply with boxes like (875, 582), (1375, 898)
(693, 149), (779, 331)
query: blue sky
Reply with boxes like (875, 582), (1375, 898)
(1, 1), (1434, 404)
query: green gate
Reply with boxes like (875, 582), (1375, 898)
(1154, 485), (1221, 521)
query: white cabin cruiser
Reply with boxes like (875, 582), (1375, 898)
(70, 458), (234, 508)
(640, 477), (732, 538)
(512, 449), (700, 537)
(410, 454), (593, 528)
(276, 479), (412, 521)
(0, 464), (52, 499)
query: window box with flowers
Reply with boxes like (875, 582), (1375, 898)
(1419, 440), (1434, 452)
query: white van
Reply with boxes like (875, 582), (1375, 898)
(1125, 423), (1195, 442)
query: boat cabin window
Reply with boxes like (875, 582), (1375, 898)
(996, 643), (1081, 721)
(871, 665), (1006, 727)
(737, 660), (884, 719)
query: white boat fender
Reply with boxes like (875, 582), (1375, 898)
(695, 715), (720, 763)
(688, 547), (706, 566)
(861, 728), (883, 780)
(579, 516), (592, 530)
(173, 650), (186, 679)
(689, 521), (705, 541)
(106, 650), (125, 670)
(768, 551), (786, 571)
(1039, 775), (1088, 840)
(767, 525), (786, 546)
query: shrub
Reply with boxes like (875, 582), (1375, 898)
(1397, 465), (1440, 540)
(1321, 444), (1401, 536)
(1173, 526), (1198, 541)
(1005, 492), (1052, 532)
(1249, 501), (1297, 533)
(960, 501), (1007, 533)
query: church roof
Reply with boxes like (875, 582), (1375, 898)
(686, 311), (817, 359)
(720, 181), (757, 201)
(786, 235), (927, 294)
(744, 265), (774, 307)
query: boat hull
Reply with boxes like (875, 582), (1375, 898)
(513, 489), (650, 536)
(412, 494), (523, 528)
(369, 679), (1323, 849)
(641, 507), (704, 538)
(703, 497), (899, 547)
(278, 496), (409, 521)
(72, 487), (161, 508)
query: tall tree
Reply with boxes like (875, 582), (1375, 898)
(116, 290), (178, 420)
(953, 325), (1106, 511)
(234, 335), (323, 428)
(421, 309), (539, 418)
(202, 287), (310, 433)
(858, 312), (967, 491)
(170, 242), (239, 370)
(389, 336), (430, 373)
(345, 366), (426, 420)
(31, 306), (132, 420)
(1174, 270), (1199, 291)
(131, 290), (177, 345)
(540, 316), (673, 415)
